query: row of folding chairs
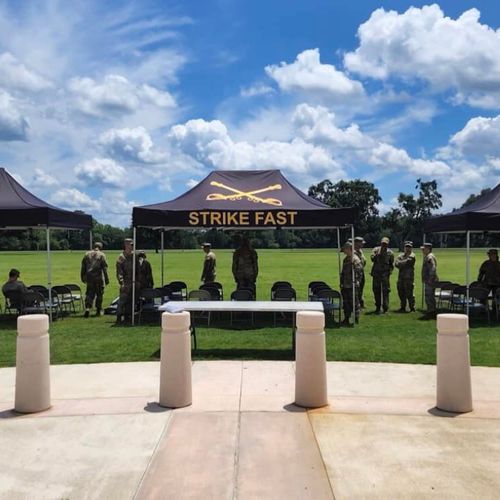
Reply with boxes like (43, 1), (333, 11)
(434, 281), (498, 323)
(307, 281), (342, 323)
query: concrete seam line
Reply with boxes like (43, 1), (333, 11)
(232, 362), (244, 500)
(132, 411), (174, 500)
(307, 411), (337, 500)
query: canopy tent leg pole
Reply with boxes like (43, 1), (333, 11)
(351, 225), (356, 327)
(89, 230), (93, 250)
(422, 233), (426, 310)
(132, 227), (137, 326)
(336, 228), (341, 280)
(466, 230), (470, 316)
(46, 228), (53, 323)
(161, 230), (165, 287)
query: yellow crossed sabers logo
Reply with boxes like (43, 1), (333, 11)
(206, 181), (283, 207)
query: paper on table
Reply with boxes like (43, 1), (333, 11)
(163, 302), (186, 313)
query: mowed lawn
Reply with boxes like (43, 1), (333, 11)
(1, 248), (499, 367)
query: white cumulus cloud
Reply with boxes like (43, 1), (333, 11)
(68, 74), (176, 118)
(449, 115), (500, 157)
(0, 52), (52, 93)
(0, 90), (29, 141)
(344, 5), (500, 107)
(265, 49), (364, 101)
(31, 168), (59, 187)
(98, 127), (167, 163)
(75, 158), (127, 187)
(51, 188), (101, 212)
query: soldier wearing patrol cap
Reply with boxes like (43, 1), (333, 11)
(340, 241), (363, 325)
(477, 248), (500, 294)
(370, 236), (394, 313)
(81, 241), (109, 317)
(421, 242), (438, 315)
(395, 241), (416, 312)
(116, 238), (139, 324)
(201, 242), (217, 284)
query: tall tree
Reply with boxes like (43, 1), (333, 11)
(308, 179), (382, 245)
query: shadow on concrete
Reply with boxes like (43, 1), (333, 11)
(282, 403), (307, 413)
(0, 408), (23, 419)
(144, 401), (171, 413)
(427, 406), (462, 418)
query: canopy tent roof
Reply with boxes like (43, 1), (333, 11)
(424, 183), (500, 233)
(133, 169), (356, 229)
(0, 167), (92, 229)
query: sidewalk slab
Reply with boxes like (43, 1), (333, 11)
(0, 413), (169, 500)
(311, 413), (500, 500)
(136, 412), (239, 500)
(237, 412), (333, 499)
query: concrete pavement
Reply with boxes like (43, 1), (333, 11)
(1, 360), (500, 499)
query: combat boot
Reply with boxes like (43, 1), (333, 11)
(83, 309), (90, 318)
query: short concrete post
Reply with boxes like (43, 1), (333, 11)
(295, 311), (328, 408)
(436, 313), (473, 413)
(15, 314), (51, 413)
(159, 311), (192, 408)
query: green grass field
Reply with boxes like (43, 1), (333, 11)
(1, 248), (498, 367)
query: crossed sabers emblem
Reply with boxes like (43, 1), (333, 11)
(206, 181), (283, 206)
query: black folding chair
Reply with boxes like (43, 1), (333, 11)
(64, 283), (84, 311)
(230, 289), (254, 325)
(21, 290), (46, 315)
(188, 289), (212, 326)
(3, 290), (24, 315)
(138, 288), (163, 324)
(316, 289), (342, 323)
(308, 281), (328, 300)
(200, 283), (222, 300)
(167, 281), (188, 301)
(271, 281), (293, 300)
(52, 285), (76, 315)
(468, 287), (491, 323)
(271, 287), (296, 326)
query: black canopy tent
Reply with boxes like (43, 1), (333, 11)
(132, 169), (357, 325)
(423, 183), (500, 313)
(0, 167), (93, 320)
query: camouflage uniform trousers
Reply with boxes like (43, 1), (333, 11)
(397, 279), (415, 310)
(359, 273), (366, 308)
(85, 280), (104, 311)
(372, 275), (391, 311)
(424, 283), (436, 312)
(117, 284), (139, 318)
(341, 287), (360, 320)
(236, 277), (256, 295)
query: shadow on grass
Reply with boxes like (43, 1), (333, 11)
(192, 348), (294, 360)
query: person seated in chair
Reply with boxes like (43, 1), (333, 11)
(478, 249), (500, 295)
(2, 268), (28, 310)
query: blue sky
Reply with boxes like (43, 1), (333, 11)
(0, 0), (499, 226)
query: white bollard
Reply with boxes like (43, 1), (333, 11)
(295, 311), (328, 408)
(15, 314), (51, 413)
(436, 313), (473, 413)
(159, 311), (192, 408)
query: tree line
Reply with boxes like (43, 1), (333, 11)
(0, 181), (497, 251)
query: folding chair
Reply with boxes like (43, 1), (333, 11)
(468, 287), (491, 323)
(494, 289), (500, 322)
(200, 283), (222, 300)
(271, 281), (293, 300)
(21, 290), (46, 315)
(3, 290), (24, 315)
(64, 283), (84, 312)
(271, 287), (296, 326)
(138, 288), (163, 324)
(188, 289), (212, 326)
(52, 285), (75, 315)
(230, 289), (254, 325)
(308, 281), (328, 300)
(316, 289), (342, 323)
(167, 281), (188, 301)
(437, 283), (459, 311)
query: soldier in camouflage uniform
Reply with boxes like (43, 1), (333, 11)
(477, 249), (500, 294)
(421, 242), (438, 316)
(353, 236), (366, 308)
(340, 241), (363, 325)
(201, 243), (217, 284)
(116, 238), (139, 324)
(80, 242), (109, 317)
(232, 236), (258, 295)
(370, 237), (394, 314)
(395, 241), (416, 312)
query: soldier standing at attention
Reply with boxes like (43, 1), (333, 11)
(81, 242), (109, 317)
(370, 236), (394, 314)
(116, 238), (138, 324)
(340, 241), (363, 326)
(200, 243), (216, 284)
(477, 249), (500, 294)
(421, 242), (438, 317)
(395, 241), (416, 313)
(353, 236), (367, 308)
(232, 236), (259, 295)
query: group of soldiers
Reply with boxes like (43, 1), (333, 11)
(201, 236), (259, 293)
(340, 237), (500, 325)
(79, 235), (500, 326)
(80, 238), (153, 323)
